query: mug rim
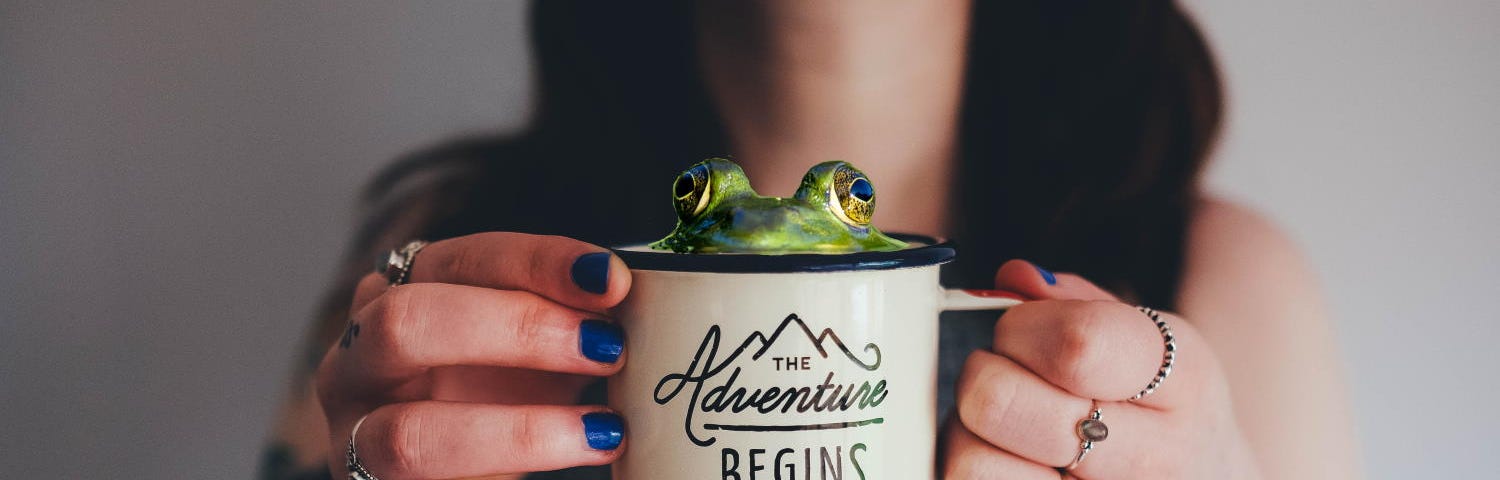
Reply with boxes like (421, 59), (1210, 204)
(610, 233), (954, 273)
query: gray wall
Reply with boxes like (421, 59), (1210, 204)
(1189, 1), (1500, 477)
(0, 1), (1494, 478)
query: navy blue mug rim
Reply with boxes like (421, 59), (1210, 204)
(609, 233), (954, 273)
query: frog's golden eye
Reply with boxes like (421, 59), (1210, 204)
(673, 163), (711, 221)
(828, 165), (874, 226)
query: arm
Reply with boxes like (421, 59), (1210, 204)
(1175, 198), (1361, 478)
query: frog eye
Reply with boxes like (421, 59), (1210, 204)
(827, 165), (874, 226)
(673, 163), (712, 221)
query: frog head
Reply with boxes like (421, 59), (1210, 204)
(649, 158), (909, 254)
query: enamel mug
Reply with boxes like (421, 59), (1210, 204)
(609, 237), (1020, 480)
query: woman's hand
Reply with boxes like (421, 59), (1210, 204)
(942, 260), (1262, 479)
(314, 232), (632, 480)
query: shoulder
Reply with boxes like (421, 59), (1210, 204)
(1176, 202), (1360, 478)
(1176, 195), (1325, 320)
(1183, 196), (1312, 283)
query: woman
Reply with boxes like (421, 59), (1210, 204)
(261, 1), (1359, 479)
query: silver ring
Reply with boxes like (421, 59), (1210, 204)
(346, 414), (381, 480)
(378, 240), (428, 286)
(1130, 306), (1176, 401)
(1065, 400), (1108, 471)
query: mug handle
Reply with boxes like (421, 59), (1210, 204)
(942, 289), (1026, 311)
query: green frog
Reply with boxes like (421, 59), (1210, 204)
(651, 158), (908, 254)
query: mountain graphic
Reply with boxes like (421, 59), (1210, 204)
(737, 313), (882, 371)
(651, 313), (890, 446)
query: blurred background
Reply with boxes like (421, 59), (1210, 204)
(1, 1), (1495, 478)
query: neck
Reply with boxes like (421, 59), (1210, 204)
(696, 0), (972, 236)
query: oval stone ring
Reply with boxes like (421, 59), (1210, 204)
(1065, 400), (1108, 471)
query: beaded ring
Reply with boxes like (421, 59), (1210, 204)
(1130, 306), (1176, 401)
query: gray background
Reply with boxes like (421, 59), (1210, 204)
(0, 1), (1494, 478)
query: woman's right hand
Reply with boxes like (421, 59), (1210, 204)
(315, 232), (633, 480)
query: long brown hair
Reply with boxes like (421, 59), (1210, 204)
(312, 0), (1222, 361)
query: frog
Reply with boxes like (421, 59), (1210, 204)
(650, 158), (908, 254)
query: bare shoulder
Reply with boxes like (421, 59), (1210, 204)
(1177, 196), (1323, 321)
(1186, 196), (1307, 273)
(1178, 202), (1360, 478)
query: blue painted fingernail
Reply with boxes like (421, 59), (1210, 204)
(571, 252), (611, 294)
(580, 319), (624, 364)
(582, 412), (624, 450)
(1033, 263), (1057, 286)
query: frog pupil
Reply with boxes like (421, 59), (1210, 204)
(674, 173), (694, 199)
(850, 177), (873, 202)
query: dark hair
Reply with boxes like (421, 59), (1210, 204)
(311, 0), (1221, 358)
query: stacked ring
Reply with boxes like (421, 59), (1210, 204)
(377, 240), (429, 286)
(1062, 306), (1177, 473)
(1065, 401), (1108, 471)
(1130, 306), (1176, 401)
(345, 414), (381, 480)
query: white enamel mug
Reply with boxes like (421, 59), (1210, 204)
(609, 237), (1021, 480)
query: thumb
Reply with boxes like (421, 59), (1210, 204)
(993, 259), (1117, 301)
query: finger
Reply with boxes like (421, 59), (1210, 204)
(993, 259), (1117, 301)
(351, 402), (625, 479)
(956, 349), (1176, 476)
(333, 283), (626, 388)
(406, 232), (631, 313)
(957, 349), (1089, 467)
(942, 416), (1061, 480)
(351, 273), (389, 314)
(994, 300), (1196, 408)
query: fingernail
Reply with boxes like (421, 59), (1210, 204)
(571, 252), (611, 294)
(579, 319), (624, 364)
(581, 412), (624, 450)
(1033, 262), (1057, 286)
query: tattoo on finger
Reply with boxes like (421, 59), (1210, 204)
(339, 321), (360, 349)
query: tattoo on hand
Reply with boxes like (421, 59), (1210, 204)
(339, 321), (360, 349)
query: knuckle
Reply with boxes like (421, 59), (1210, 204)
(440, 238), (490, 283)
(504, 294), (549, 347)
(954, 354), (986, 420)
(954, 351), (988, 396)
(365, 286), (427, 364)
(376, 405), (431, 476)
(955, 355), (1016, 435)
(506, 408), (543, 458)
(1050, 301), (1117, 387)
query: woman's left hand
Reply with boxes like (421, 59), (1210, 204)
(941, 260), (1262, 479)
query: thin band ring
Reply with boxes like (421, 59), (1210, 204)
(346, 414), (381, 480)
(1130, 306), (1176, 401)
(377, 240), (429, 286)
(1065, 400), (1108, 471)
